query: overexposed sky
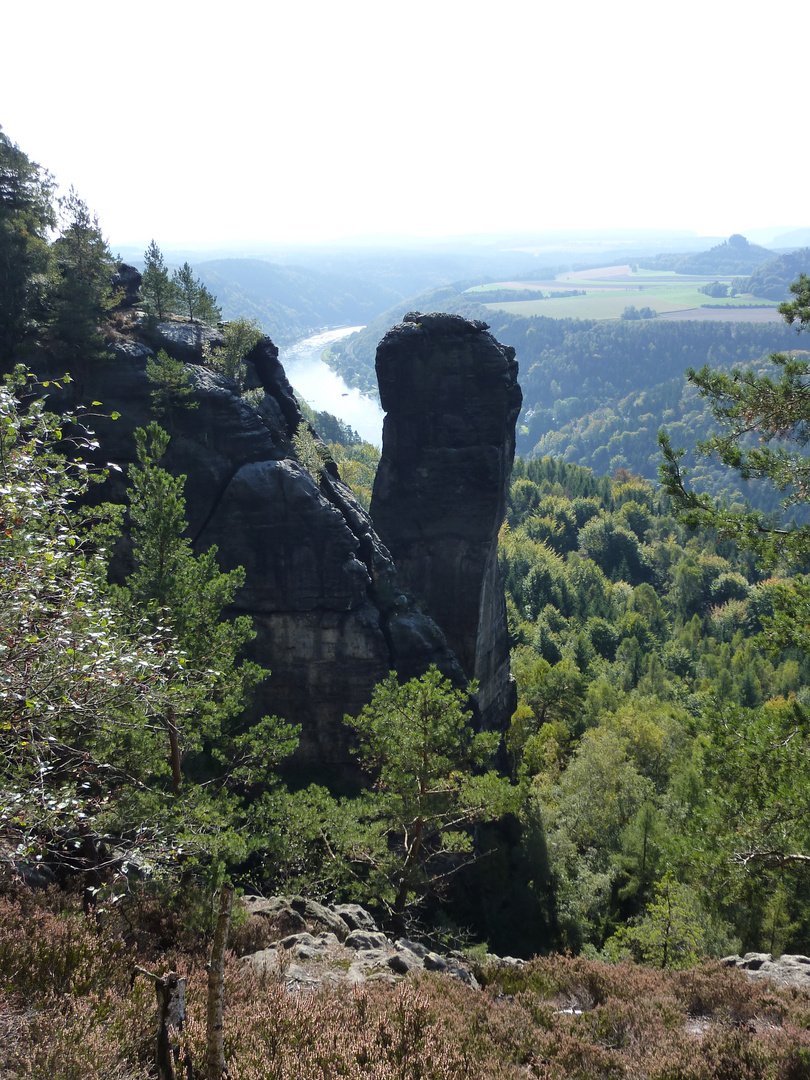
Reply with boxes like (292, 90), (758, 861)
(2, 0), (806, 248)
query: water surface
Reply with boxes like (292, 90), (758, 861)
(280, 327), (383, 446)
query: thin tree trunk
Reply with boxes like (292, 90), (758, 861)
(206, 883), (234, 1080)
(136, 967), (186, 1080)
(167, 705), (182, 795)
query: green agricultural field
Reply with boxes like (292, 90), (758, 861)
(486, 293), (690, 319)
(475, 266), (781, 321)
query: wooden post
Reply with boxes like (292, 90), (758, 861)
(206, 883), (234, 1080)
(136, 967), (186, 1080)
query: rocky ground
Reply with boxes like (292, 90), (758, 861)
(237, 895), (522, 992)
(237, 895), (810, 996)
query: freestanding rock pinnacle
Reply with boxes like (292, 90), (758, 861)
(370, 312), (522, 730)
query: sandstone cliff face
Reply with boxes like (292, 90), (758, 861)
(80, 318), (463, 778)
(370, 312), (522, 731)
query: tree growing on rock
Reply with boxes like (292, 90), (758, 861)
(344, 666), (514, 929)
(0, 127), (55, 363)
(172, 261), (221, 325)
(140, 239), (180, 321)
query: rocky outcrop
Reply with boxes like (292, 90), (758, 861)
(236, 894), (516, 991)
(370, 312), (522, 732)
(722, 952), (810, 989)
(77, 318), (463, 778)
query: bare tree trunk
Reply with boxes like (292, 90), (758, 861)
(206, 883), (234, 1080)
(136, 967), (186, 1080)
(167, 705), (182, 795)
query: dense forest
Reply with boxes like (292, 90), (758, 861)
(5, 124), (810, 1077)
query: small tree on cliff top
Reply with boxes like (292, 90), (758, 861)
(141, 239), (180, 321)
(172, 261), (221, 325)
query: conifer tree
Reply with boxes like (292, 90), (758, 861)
(344, 666), (512, 926)
(172, 262), (221, 324)
(121, 422), (295, 797)
(140, 239), (180, 321)
(0, 127), (55, 364)
(49, 188), (117, 376)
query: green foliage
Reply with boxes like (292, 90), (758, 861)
(499, 447), (810, 954)
(699, 280), (730, 298)
(48, 187), (117, 371)
(779, 271), (810, 328)
(745, 250), (810, 301)
(603, 872), (720, 969)
(0, 373), (176, 865)
(145, 348), (197, 421)
(292, 420), (328, 481)
(172, 260), (221, 324)
(203, 316), (262, 390)
(117, 421), (297, 807)
(344, 667), (513, 923)
(328, 438), (380, 510)
(0, 126), (55, 363)
(0, 386), (297, 880)
(140, 238), (180, 320)
(658, 354), (810, 566)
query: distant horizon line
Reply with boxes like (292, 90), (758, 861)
(110, 225), (808, 256)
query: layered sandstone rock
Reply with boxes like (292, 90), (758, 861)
(370, 312), (522, 731)
(80, 318), (462, 778)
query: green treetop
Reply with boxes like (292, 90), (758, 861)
(0, 127), (55, 363)
(172, 261), (221, 324)
(140, 239), (180, 321)
(344, 666), (513, 927)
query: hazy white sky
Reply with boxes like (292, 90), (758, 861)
(2, 0), (806, 248)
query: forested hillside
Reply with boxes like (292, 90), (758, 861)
(490, 455), (810, 957)
(327, 295), (803, 505)
(742, 248), (810, 300)
(638, 234), (775, 275)
(193, 258), (401, 344)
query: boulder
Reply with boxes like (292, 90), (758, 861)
(722, 952), (810, 989)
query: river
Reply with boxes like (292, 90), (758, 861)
(279, 326), (384, 447)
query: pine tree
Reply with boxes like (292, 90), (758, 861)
(140, 239), (179, 321)
(344, 667), (512, 926)
(0, 127), (55, 363)
(145, 348), (198, 424)
(122, 422), (293, 796)
(172, 262), (221, 324)
(49, 187), (116, 376)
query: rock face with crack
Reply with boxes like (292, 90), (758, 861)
(370, 312), (522, 731)
(40, 284), (523, 777)
(72, 316), (464, 778)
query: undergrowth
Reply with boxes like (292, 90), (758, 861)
(2, 887), (810, 1079)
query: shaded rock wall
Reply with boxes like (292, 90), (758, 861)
(75, 319), (463, 779)
(370, 312), (522, 731)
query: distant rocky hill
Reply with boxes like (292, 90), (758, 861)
(638, 234), (775, 275)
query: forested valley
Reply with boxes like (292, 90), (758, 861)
(5, 123), (810, 1078)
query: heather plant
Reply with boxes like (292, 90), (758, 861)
(5, 887), (810, 1080)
